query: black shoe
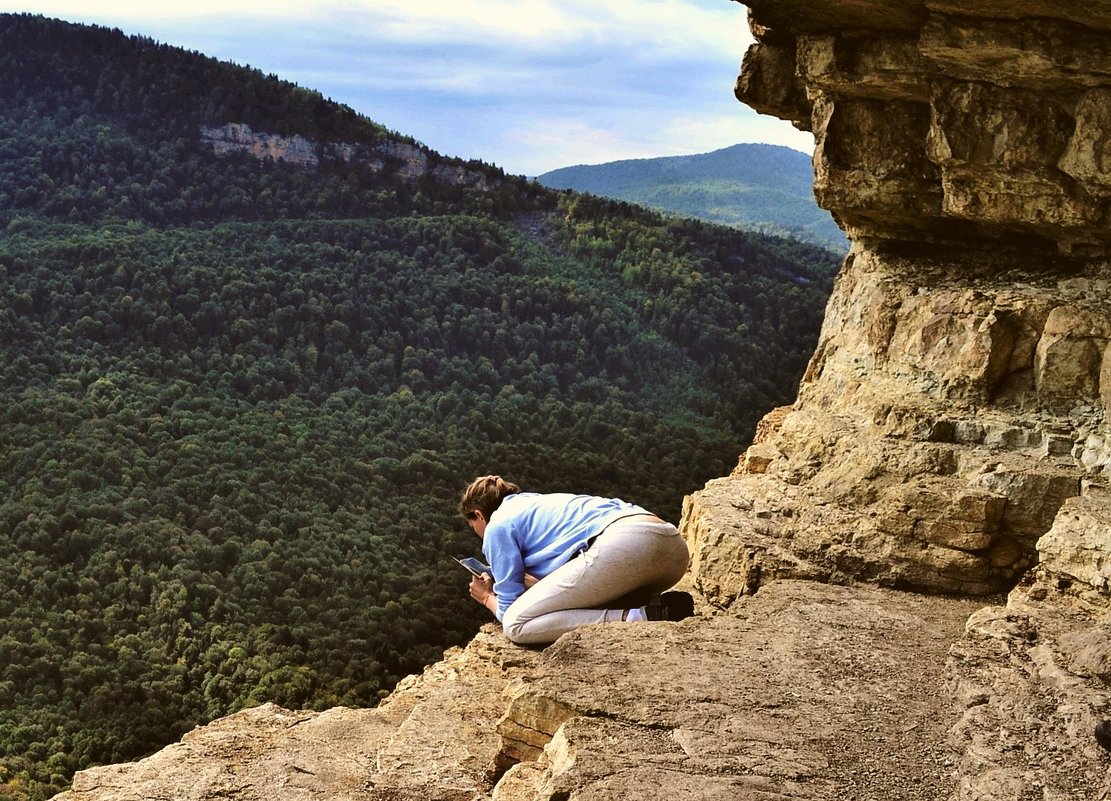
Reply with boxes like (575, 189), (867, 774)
(645, 591), (694, 622)
(1096, 721), (1111, 751)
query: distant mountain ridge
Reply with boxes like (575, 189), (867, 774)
(537, 144), (848, 252)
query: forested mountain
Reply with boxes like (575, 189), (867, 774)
(0, 14), (840, 800)
(537, 144), (848, 252)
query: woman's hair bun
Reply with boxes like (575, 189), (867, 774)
(459, 474), (522, 517)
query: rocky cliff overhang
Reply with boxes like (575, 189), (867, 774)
(738, 0), (1111, 257)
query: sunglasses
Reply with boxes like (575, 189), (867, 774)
(464, 511), (480, 521)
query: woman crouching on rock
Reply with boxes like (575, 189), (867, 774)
(459, 475), (693, 646)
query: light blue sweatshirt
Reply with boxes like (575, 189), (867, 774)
(481, 492), (649, 620)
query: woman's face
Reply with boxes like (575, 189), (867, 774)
(466, 510), (488, 538)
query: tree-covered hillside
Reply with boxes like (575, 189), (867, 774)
(0, 14), (839, 800)
(537, 144), (848, 252)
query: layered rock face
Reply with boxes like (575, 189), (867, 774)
(687, 0), (1111, 604)
(200, 123), (495, 189)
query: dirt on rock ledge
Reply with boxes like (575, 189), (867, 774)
(494, 581), (988, 801)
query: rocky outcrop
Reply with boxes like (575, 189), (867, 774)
(684, 250), (1104, 601)
(941, 489), (1111, 799)
(55, 628), (540, 801)
(56, 583), (993, 801)
(199, 123), (496, 190)
(680, 0), (1111, 796)
(201, 123), (329, 168)
(736, 0), (1111, 257)
(684, 0), (1111, 602)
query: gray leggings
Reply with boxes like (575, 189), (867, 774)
(502, 520), (689, 645)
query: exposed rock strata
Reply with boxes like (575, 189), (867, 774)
(944, 491), (1111, 800)
(738, 2), (1111, 254)
(200, 123), (495, 190)
(684, 249), (1106, 601)
(692, 0), (1111, 590)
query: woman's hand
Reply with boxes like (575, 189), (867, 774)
(469, 573), (495, 612)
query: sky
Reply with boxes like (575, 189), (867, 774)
(3, 0), (814, 177)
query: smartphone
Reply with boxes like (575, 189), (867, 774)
(454, 556), (493, 577)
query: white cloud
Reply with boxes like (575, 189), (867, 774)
(4, 0), (307, 21)
(506, 119), (659, 172)
(664, 112), (815, 157)
(8, 0), (751, 55)
(348, 0), (588, 44)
